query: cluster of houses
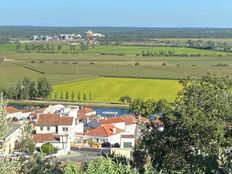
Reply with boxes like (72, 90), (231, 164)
(32, 30), (105, 42)
(0, 104), (159, 157)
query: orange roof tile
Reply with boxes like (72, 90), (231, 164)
(78, 107), (94, 114)
(36, 114), (73, 126)
(5, 106), (21, 113)
(120, 115), (138, 125)
(99, 117), (124, 125)
(86, 124), (122, 137)
(32, 134), (60, 143)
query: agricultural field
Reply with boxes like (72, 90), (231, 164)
(1, 43), (232, 102)
(52, 78), (182, 102)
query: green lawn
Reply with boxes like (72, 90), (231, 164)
(52, 78), (182, 103)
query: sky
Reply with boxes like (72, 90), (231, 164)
(0, 0), (231, 28)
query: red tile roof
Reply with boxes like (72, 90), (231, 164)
(99, 117), (124, 125)
(99, 115), (138, 125)
(36, 114), (73, 126)
(86, 124), (122, 137)
(5, 106), (21, 113)
(32, 134), (60, 143)
(78, 107), (94, 114)
(120, 115), (138, 125)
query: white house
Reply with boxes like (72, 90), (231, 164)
(86, 124), (122, 145)
(35, 114), (76, 142)
(32, 133), (70, 154)
(0, 123), (24, 155)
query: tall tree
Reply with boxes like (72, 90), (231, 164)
(134, 74), (232, 173)
(28, 80), (37, 99)
(65, 91), (69, 100)
(71, 91), (75, 101)
(15, 121), (36, 155)
(37, 78), (52, 99)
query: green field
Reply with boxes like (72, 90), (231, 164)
(52, 78), (182, 102)
(1, 43), (232, 102)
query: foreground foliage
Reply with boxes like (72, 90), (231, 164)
(134, 74), (232, 173)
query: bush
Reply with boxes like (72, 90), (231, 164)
(134, 62), (140, 66)
(162, 62), (167, 66)
(30, 60), (36, 63)
(41, 143), (57, 155)
(39, 60), (44, 63)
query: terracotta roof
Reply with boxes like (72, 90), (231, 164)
(32, 134), (60, 143)
(36, 114), (73, 126)
(78, 107), (94, 114)
(120, 115), (137, 125)
(99, 117), (124, 125)
(153, 119), (162, 125)
(5, 106), (21, 113)
(121, 134), (134, 138)
(86, 124), (122, 137)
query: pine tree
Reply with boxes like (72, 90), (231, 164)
(77, 92), (81, 101)
(65, 91), (69, 100)
(71, 91), (75, 101)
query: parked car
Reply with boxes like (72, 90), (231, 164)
(10, 152), (29, 160)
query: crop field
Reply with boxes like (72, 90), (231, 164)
(52, 78), (182, 102)
(1, 43), (232, 102)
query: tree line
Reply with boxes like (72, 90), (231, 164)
(1, 77), (52, 100)
(53, 91), (92, 101)
(141, 50), (203, 57)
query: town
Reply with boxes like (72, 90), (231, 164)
(1, 103), (162, 160)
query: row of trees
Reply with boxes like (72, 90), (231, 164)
(1, 77), (52, 100)
(54, 91), (92, 101)
(141, 50), (202, 57)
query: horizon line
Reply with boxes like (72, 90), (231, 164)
(0, 25), (232, 29)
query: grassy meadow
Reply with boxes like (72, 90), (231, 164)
(52, 78), (182, 102)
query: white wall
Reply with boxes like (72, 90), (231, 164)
(35, 126), (56, 134)
(112, 122), (125, 131)
(121, 137), (135, 148)
(108, 133), (121, 145)
(58, 125), (75, 142)
(6, 112), (22, 120)
(125, 124), (137, 134)
(85, 111), (96, 116)
(75, 123), (84, 134)
(0, 125), (23, 155)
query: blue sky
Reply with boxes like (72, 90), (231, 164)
(0, 0), (231, 27)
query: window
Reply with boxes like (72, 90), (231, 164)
(123, 142), (132, 148)
(40, 127), (43, 131)
(62, 127), (68, 132)
(47, 126), (50, 131)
